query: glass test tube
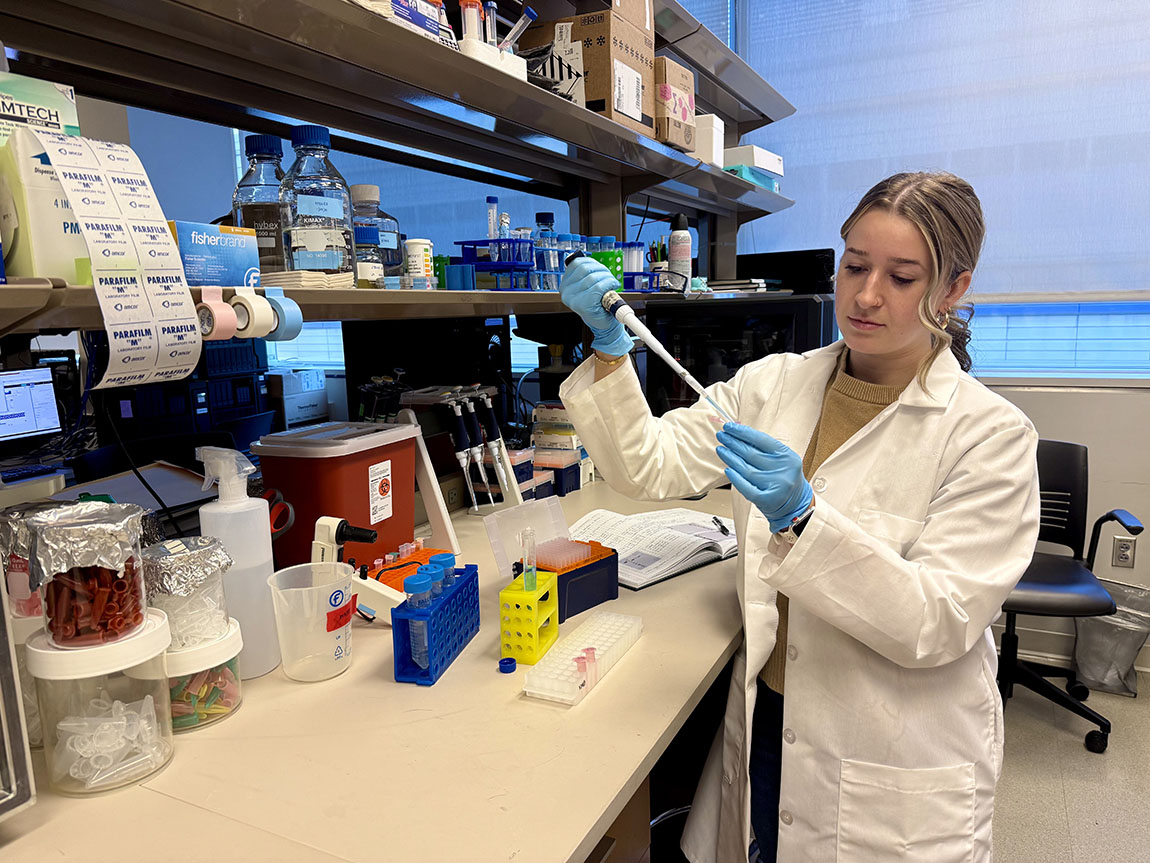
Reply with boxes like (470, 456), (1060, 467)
(521, 526), (537, 592)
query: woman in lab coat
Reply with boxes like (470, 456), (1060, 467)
(558, 172), (1040, 863)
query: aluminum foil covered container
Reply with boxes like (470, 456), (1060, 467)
(27, 501), (148, 649)
(0, 499), (73, 617)
(142, 537), (233, 650)
(142, 537), (233, 598)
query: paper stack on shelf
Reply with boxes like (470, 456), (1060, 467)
(260, 271), (355, 290)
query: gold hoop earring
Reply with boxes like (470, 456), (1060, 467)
(937, 309), (949, 328)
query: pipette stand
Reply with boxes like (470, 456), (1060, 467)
(397, 407), (461, 555)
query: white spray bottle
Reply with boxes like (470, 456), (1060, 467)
(197, 446), (281, 678)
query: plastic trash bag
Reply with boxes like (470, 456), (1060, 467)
(1074, 580), (1150, 697)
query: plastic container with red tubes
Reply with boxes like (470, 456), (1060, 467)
(27, 502), (148, 649)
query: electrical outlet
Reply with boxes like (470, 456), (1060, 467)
(1112, 536), (1137, 569)
(446, 486), (460, 507)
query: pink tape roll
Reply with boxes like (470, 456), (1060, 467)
(196, 287), (238, 340)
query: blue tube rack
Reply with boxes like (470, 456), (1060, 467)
(391, 564), (481, 685)
(456, 239), (538, 290)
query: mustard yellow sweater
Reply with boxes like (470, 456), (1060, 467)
(759, 353), (904, 693)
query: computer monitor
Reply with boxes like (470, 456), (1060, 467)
(0, 367), (63, 446)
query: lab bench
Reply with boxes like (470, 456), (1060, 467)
(0, 482), (742, 863)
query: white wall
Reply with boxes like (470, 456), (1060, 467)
(988, 383), (1150, 671)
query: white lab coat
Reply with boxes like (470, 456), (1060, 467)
(559, 341), (1040, 863)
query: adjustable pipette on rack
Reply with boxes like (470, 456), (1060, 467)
(445, 400), (481, 513)
(567, 252), (735, 425)
(460, 397), (496, 506)
(473, 391), (512, 497)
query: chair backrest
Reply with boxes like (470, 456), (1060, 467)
(1036, 439), (1089, 560)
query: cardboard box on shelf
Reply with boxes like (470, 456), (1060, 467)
(654, 56), (696, 152)
(690, 113), (725, 167)
(520, 12), (654, 138)
(266, 368), (326, 398)
(577, 0), (652, 34)
(269, 390), (329, 429)
(723, 144), (784, 177)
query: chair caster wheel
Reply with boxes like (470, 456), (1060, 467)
(1085, 730), (1108, 753)
(1067, 681), (1090, 701)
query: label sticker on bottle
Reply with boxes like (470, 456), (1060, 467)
(379, 231), (400, 250)
(297, 194), (344, 219)
(368, 459), (393, 525)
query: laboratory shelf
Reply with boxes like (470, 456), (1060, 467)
(0, 0), (792, 212)
(651, 0), (795, 136)
(642, 163), (794, 224)
(0, 282), (813, 335)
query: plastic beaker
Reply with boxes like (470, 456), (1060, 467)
(267, 562), (355, 682)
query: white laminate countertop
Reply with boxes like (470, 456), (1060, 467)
(0, 484), (743, 863)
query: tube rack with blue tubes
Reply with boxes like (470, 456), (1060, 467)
(391, 562), (481, 685)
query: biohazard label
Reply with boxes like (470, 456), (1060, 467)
(368, 459), (393, 525)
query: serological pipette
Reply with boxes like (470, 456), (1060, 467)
(567, 252), (735, 425)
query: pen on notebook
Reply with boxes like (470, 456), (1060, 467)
(712, 516), (730, 536)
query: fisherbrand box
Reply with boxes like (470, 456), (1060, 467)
(167, 220), (261, 287)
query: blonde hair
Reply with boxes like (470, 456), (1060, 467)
(840, 172), (985, 386)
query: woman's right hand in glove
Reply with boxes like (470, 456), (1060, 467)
(559, 256), (633, 357)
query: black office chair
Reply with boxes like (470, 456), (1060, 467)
(998, 439), (1144, 753)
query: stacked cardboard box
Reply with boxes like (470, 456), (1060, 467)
(654, 56), (696, 151)
(520, 11), (655, 138)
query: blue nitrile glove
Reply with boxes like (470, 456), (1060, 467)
(716, 422), (814, 533)
(559, 255), (633, 357)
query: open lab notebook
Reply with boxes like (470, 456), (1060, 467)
(569, 508), (738, 590)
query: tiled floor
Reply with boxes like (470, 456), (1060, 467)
(994, 672), (1150, 862)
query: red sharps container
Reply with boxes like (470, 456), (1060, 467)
(27, 502), (148, 649)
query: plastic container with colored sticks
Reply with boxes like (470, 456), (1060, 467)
(166, 618), (244, 732)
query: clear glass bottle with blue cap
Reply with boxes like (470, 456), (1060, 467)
(404, 571), (432, 669)
(233, 134), (286, 272)
(354, 225), (385, 288)
(350, 184), (403, 275)
(280, 124), (354, 275)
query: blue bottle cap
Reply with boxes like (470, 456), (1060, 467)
(588, 236), (600, 244)
(245, 134), (282, 159)
(535, 211), (554, 223)
(429, 552), (456, 571)
(486, 195), (499, 204)
(524, 6), (538, 21)
(354, 225), (380, 246)
(404, 572), (432, 594)
(419, 563), (444, 585)
(499, 657), (517, 673)
(558, 233), (574, 242)
(602, 236), (617, 244)
(291, 124), (331, 149)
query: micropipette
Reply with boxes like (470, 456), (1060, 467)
(567, 252), (735, 425)
(461, 397), (497, 506)
(498, 6), (537, 52)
